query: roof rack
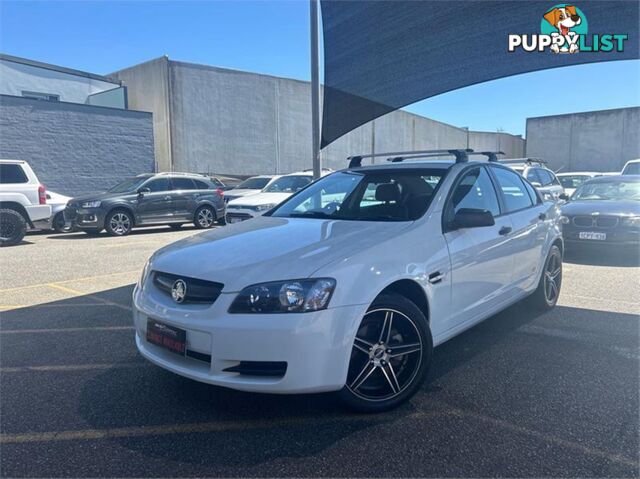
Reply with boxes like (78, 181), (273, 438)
(347, 149), (505, 168)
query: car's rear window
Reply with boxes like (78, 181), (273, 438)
(0, 164), (28, 184)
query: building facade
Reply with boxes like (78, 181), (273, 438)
(526, 107), (640, 173)
(0, 54), (155, 196)
(112, 56), (525, 176)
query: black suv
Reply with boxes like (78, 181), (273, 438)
(64, 173), (226, 236)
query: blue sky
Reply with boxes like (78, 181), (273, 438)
(1, 0), (638, 136)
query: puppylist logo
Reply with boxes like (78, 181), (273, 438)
(509, 4), (629, 54)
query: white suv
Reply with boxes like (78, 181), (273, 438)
(133, 149), (562, 412)
(225, 169), (332, 223)
(0, 160), (52, 246)
(501, 158), (565, 201)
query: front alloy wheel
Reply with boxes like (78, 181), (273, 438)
(106, 210), (133, 236)
(340, 293), (432, 412)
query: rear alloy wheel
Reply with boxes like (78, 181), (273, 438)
(339, 293), (432, 413)
(105, 210), (133, 236)
(528, 244), (563, 310)
(0, 209), (27, 247)
(194, 205), (216, 229)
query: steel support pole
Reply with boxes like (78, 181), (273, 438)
(310, 0), (321, 179)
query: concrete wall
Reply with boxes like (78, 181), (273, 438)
(111, 57), (171, 172)
(469, 131), (525, 158)
(526, 107), (640, 172)
(0, 57), (123, 106)
(112, 58), (526, 176)
(0, 95), (154, 196)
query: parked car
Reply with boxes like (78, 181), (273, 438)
(560, 175), (640, 249)
(621, 159), (640, 175)
(0, 159), (51, 246)
(134, 150), (563, 412)
(64, 172), (225, 236)
(557, 172), (602, 197)
(33, 191), (73, 233)
(208, 176), (238, 192)
(225, 170), (329, 223)
(223, 175), (280, 203)
(501, 158), (565, 201)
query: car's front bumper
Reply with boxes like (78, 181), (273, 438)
(225, 207), (261, 223)
(64, 206), (105, 230)
(133, 283), (365, 394)
(563, 226), (640, 246)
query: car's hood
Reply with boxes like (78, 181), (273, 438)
(224, 189), (261, 199)
(151, 216), (412, 292)
(227, 192), (292, 207)
(561, 200), (640, 216)
(69, 191), (132, 204)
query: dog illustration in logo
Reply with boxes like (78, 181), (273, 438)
(543, 5), (582, 53)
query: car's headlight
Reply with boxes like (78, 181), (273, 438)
(254, 203), (276, 212)
(81, 200), (101, 208)
(622, 216), (640, 227)
(229, 278), (336, 313)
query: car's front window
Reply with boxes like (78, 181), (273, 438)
(108, 177), (149, 193)
(623, 163), (640, 175)
(264, 175), (312, 193)
(270, 170), (445, 221)
(237, 177), (270, 189)
(573, 181), (640, 201)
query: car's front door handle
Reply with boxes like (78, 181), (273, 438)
(499, 226), (512, 236)
(163, 196), (172, 201)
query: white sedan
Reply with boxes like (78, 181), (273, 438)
(134, 152), (563, 412)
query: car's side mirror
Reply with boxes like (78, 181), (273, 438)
(452, 208), (495, 229)
(138, 187), (151, 196)
(559, 193), (570, 201)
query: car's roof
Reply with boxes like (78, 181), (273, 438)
(0, 159), (26, 164)
(584, 174), (640, 183)
(557, 172), (601, 176)
(624, 159), (640, 164)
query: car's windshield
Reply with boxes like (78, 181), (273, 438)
(270, 169), (446, 222)
(237, 177), (271, 190)
(108, 177), (149, 193)
(264, 175), (312, 193)
(623, 162), (640, 175)
(572, 180), (640, 201)
(559, 175), (591, 189)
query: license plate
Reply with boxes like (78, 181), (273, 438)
(228, 217), (242, 223)
(146, 319), (186, 355)
(579, 231), (607, 241)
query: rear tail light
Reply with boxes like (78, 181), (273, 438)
(38, 185), (46, 204)
(215, 188), (224, 197)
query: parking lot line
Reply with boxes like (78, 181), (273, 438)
(0, 326), (134, 334)
(46, 283), (132, 311)
(0, 362), (148, 374)
(0, 270), (138, 294)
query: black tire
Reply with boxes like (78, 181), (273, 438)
(52, 212), (72, 233)
(105, 209), (133, 236)
(83, 229), (102, 236)
(527, 244), (563, 311)
(0, 208), (27, 247)
(194, 205), (216, 229)
(169, 224), (183, 230)
(217, 215), (227, 226)
(338, 293), (433, 413)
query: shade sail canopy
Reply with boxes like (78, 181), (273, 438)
(320, 0), (639, 148)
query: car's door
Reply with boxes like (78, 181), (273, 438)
(443, 166), (515, 328)
(170, 177), (198, 220)
(136, 177), (173, 223)
(489, 166), (547, 293)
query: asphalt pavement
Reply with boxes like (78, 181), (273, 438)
(1, 226), (638, 477)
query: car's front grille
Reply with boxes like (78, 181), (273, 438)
(572, 215), (619, 229)
(152, 271), (223, 304)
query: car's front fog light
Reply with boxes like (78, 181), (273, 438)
(230, 278), (336, 314)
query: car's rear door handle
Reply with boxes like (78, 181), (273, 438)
(538, 213), (547, 221)
(499, 226), (512, 236)
(163, 196), (172, 200)
(428, 271), (445, 284)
